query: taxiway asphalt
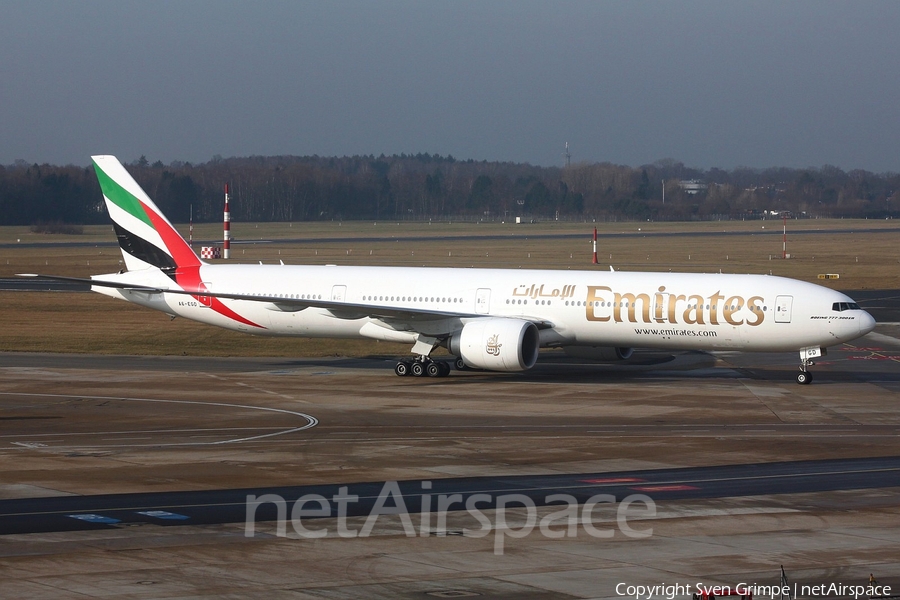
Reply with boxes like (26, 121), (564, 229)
(2, 329), (900, 598)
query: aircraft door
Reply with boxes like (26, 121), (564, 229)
(197, 283), (213, 308)
(775, 295), (793, 323)
(331, 285), (347, 302)
(475, 288), (491, 314)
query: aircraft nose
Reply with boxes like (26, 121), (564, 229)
(859, 310), (876, 335)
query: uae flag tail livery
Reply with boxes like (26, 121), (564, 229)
(92, 155), (202, 276)
(88, 155), (261, 329)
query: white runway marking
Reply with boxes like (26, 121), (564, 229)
(0, 391), (318, 448)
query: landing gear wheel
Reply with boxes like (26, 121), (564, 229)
(454, 357), (467, 371)
(426, 361), (443, 377)
(394, 361), (411, 377)
(796, 371), (812, 385)
(411, 361), (426, 377)
(438, 361), (451, 377)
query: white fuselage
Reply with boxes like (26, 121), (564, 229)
(94, 264), (874, 354)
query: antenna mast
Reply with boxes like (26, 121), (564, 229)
(563, 142), (571, 167)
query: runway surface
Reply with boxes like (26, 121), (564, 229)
(2, 456), (898, 535)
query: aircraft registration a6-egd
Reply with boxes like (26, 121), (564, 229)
(23, 155), (875, 385)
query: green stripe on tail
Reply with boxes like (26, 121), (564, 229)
(92, 158), (154, 228)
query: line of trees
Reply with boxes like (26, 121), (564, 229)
(1, 154), (898, 227)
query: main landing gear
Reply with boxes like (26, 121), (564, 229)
(394, 357), (452, 378)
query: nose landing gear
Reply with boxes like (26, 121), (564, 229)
(796, 346), (825, 385)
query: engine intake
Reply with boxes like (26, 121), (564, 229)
(449, 318), (540, 372)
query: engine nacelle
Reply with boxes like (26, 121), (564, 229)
(562, 346), (634, 361)
(449, 318), (540, 372)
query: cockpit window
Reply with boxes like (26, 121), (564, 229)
(832, 302), (861, 312)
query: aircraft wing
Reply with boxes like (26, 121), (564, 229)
(17, 274), (554, 330)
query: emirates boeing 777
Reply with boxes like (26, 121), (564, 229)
(22, 155), (875, 384)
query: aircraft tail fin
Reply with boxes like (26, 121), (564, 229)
(91, 155), (202, 273)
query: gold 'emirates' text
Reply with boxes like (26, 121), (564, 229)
(584, 286), (765, 326)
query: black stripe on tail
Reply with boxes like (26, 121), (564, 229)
(113, 222), (177, 273)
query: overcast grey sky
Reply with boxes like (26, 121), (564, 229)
(2, 1), (899, 171)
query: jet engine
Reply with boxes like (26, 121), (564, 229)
(562, 346), (634, 361)
(449, 318), (540, 372)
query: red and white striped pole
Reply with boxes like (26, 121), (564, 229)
(592, 227), (598, 264)
(782, 214), (786, 260)
(223, 184), (231, 259)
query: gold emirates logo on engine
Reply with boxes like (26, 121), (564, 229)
(485, 334), (502, 356)
(584, 285), (765, 326)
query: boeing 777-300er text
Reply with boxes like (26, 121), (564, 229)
(22, 155), (876, 384)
